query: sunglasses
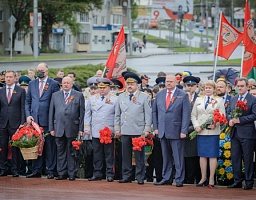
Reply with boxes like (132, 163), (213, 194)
(186, 84), (196, 87)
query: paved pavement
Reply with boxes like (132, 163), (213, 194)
(0, 176), (255, 200)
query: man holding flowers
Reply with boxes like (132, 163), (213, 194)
(49, 76), (85, 180)
(227, 78), (256, 190)
(25, 63), (59, 179)
(84, 78), (117, 182)
(0, 70), (26, 177)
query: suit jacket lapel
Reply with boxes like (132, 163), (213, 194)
(95, 94), (105, 110)
(35, 79), (40, 98)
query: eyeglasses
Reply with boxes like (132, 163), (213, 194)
(186, 84), (196, 87)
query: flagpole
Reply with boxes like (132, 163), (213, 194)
(213, 11), (222, 81)
(240, 45), (245, 77)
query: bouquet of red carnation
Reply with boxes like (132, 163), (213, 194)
(229, 100), (248, 119)
(11, 123), (44, 148)
(99, 126), (113, 144)
(72, 139), (82, 151)
(190, 109), (228, 140)
(132, 133), (154, 151)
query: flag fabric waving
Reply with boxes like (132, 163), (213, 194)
(243, 50), (256, 77)
(215, 13), (243, 60)
(244, 0), (256, 54)
(105, 25), (126, 90)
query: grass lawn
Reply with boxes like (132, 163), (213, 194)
(133, 32), (206, 52)
(0, 55), (108, 62)
(182, 58), (241, 65)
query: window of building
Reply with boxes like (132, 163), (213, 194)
(93, 15), (98, 25)
(67, 34), (72, 44)
(0, 10), (3, 21)
(17, 31), (24, 41)
(0, 32), (3, 44)
(94, 35), (98, 44)
(80, 12), (89, 23)
(102, 36), (105, 44)
(101, 16), (105, 25)
(113, 14), (122, 24)
(78, 33), (90, 44)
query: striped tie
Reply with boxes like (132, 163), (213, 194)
(65, 93), (69, 104)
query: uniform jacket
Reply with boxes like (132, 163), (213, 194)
(84, 93), (118, 138)
(25, 78), (59, 127)
(0, 85), (26, 129)
(227, 93), (256, 139)
(152, 88), (191, 139)
(49, 90), (85, 138)
(191, 95), (225, 136)
(114, 91), (152, 135)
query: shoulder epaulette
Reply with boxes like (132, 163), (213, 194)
(110, 93), (118, 97)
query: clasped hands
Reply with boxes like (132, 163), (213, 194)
(154, 130), (186, 139)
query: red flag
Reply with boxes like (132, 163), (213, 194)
(242, 51), (256, 77)
(244, 0), (256, 54)
(215, 13), (243, 60)
(105, 25), (127, 90)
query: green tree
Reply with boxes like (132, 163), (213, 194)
(5, 0), (102, 50)
(131, 1), (138, 20)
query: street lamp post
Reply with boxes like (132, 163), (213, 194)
(128, 0), (133, 56)
(33, 0), (38, 58)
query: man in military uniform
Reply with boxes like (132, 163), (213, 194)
(115, 72), (152, 185)
(140, 74), (152, 90)
(83, 77), (98, 99)
(84, 78), (118, 182)
(110, 79), (123, 95)
(18, 76), (31, 93)
(183, 75), (201, 184)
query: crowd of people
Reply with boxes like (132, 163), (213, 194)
(0, 63), (256, 190)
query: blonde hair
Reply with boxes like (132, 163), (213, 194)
(203, 80), (217, 96)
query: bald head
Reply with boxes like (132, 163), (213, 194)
(37, 63), (49, 80)
(62, 76), (74, 92)
(96, 70), (103, 77)
(165, 74), (176, 91)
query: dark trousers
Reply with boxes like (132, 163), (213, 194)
(55, 135), (77, 177)
(184, 156), (201, 184)
(145, 138), (163, 182)
(31, 126), (56, 175)
(160, 137), (185, 184)
(0, 122), (22, 174)
(92, 137), (114, 178)
(84, 140), (94, 179)
(231, 131), (255, 185)
(121, 135), (145, 182)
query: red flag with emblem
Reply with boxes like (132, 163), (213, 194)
(214, 13), (243, 60)
(244, 0), (256, 54)
(105, 25), (126, 91)
(242, 51), (256, 77)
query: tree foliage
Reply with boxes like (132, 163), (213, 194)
(5, 0), (102, 49)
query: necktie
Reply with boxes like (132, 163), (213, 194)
(166, 91), (172, 109)
(239, 96), (243, 101)
(39, 81), (44, 97)
(205, 96), (210, 109)
(129, 94), (133, 101)
(7, 87), (11, 104)
(101, 96), (105, 101)
(65, 93), (69, 104)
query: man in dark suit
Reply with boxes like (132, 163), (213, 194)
(25, 63), (59, 179)
(227, 78), (256, 190)
(0, 70), (26, 177)
(49, 76), (85, 180)
(152, 74), (191, 187)
(216, 79), (232, 115)
(68, 72), (82, 92)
